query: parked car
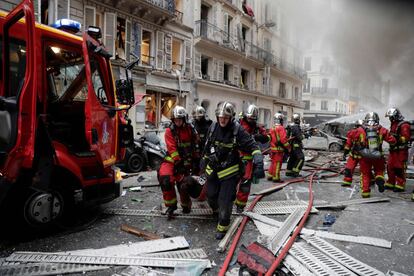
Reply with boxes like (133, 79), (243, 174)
(303, 129), (344, 151)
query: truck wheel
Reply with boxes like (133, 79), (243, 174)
(126, 153), (145, 172)
(329, 143), (342, 152)
(24, 190), (63, 226)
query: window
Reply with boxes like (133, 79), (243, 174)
(40, 0), (70, 25)
(294, 87), (299, 100)
(0, 37), (26, 97)
(303, 78), (310, 93)
(201, 56), (209, 79)
(141, 30), (153, 66)
(241, 69), (249, 89)
(279, 82), (286, 98)
(145, 91), (178, 128)
(304, 57), (311, 71)
(116, 17), (128, 60)
(172, 38), (183, 71)
(322, 78), (329, 91)
(224, 63), (231, 82)
(304, 100), (310, 110)
(321, 100), (328, 111)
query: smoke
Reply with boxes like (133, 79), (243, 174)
(280, 0), (414, 118)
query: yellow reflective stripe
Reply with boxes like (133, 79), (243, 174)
(294, 159), (303, 171)
(342, 181), (352, 185)
(171, 151), (179, 158)
(375, 175), (384, 180)
(164, 198), (177, 205)
(206, 165), (213, 175)
(293, 144), (300, 148)
(179, 142), (191, 147)
(395, 184), (405, 190)
(400, 137), (406, 143)
(385, 183), (394, 188)
(165, 156), (174, 163)
(234, 198), (246, 207)
(359, 134), (364, 142)
(252, 150), (261, 155)
(242, 155), (253, 160)
(361, 192), (370, 197)
(217, 164), (239, 179)
(217, 224), (230, 232)
(215, 141), (234, 148)
(275, 161), (280, 178)
(283, 142), (290, 147)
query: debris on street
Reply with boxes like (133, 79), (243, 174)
(120, 224), (162, 240)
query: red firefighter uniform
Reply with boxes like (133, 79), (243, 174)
(386, 121), (411, 191)
(158, 125), (199, 209)
(236, 118), (268, 207)
(268, 125), (290, 182)
(359, 126), (396, 198)
(342, 128), (364, 186)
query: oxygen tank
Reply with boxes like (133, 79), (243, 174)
(360, 127), (382, 159)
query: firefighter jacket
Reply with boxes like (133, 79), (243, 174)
(239, 118), (268, 160)
(389, 121), (411, 151)
(269, 125), (290, 153)
(164, 124), (199, 168)
(203, 121), (260, 180)
(287, 123), (304, 149)
(193, 118), (213, 152)
(360, 125), (397, 158)
(344, 127), (365, 159)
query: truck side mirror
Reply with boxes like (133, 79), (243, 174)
(115, 79), (135, 105)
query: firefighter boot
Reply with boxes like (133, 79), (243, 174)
(236, 205), (245, 214)
(375, 177), (385, 193)
(182, 206), (191, 214)
(215, 231), (226, 240)
(165, 205), (177, 219)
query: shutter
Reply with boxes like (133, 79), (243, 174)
(233, 64), (240, 87)
(250, 69), (255, 91)
(211, 57), (218, 81)
(164, 34), (172, 72)
(156, 31), (165, 70)
(84, 6), (96, 31)
(237, 23), (243, 51)
(104, 12), (116, 58)
(132, 22), (142, 62)
(194, 49), (201, 79)
(184, 40), (192, 77)
(57, 0), (70, 19)
(218, 60), (224, 82)
(223, 13), (228, 39)
(125, 20), (132, 62)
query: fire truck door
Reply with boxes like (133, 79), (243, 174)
(0, 0), (37, 169)
(82, 34), (117, 167)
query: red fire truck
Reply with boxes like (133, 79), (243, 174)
(0, 0), (135, 228)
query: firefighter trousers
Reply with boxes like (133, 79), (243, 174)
(207, 174), (239, 233)
(158, 161), (200, 208)
(268, 152), (284, 181)
(287, 148), (304, 175)
(359, 157), (385, 197)
(343, 156), (360, 186)
(235, 160), (253, 208)
(386, 150), (408, 191)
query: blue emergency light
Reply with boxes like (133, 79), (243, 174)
(52, 19), (81, 34)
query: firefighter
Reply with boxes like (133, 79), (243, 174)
(342, 120), (364, 186)
(191, 105), (212, 200)
(385, 108), (411, 192)
(286, 113), (305, 177)
(236, 104), (269, 212)
(359, 112), (397, 198)
(202, 102), (264, 239)
(268, 113), (290, 182)
(158, 106), (200, 217)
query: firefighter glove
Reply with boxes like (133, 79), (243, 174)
(252, 153), (265, 179)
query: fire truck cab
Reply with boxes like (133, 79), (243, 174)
(0, 0), (134, 228)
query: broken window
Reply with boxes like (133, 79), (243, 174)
(241, 68), (249, 89)
(279, 82), (286, 98)
(172, 38), (183, 71)
(224, 63), (232, 82)
(141, 30), (153, 66)
(201, 56), (210, 79)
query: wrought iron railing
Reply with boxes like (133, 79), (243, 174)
(143, 0), (175, 14)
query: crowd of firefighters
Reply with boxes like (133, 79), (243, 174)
(156, 102), (414, 239)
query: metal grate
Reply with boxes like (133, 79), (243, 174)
(283, 254), (315, 276)
(315, 197), (390, 209)
(302, 235), (385, 276)
(143, 248), (208, 259)
(0, 263), (109, 276)
(6, 252), (211, 268)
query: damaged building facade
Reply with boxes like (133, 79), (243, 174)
(0, 0), (305, 132)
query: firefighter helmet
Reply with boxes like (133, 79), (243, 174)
(273, 112), (284, 125)
(215, 102), (235, 119)
(364, 112), (380, 126)
(192, 105), (206, 119)
(292, 113), (301, 124)
(385, 107), (404, 122)
(355, 119), (364, 127)
(245, 104), (259, 120)
(171, 105), (187, 120)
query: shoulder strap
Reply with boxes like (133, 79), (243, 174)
(203, 121), (217, 156)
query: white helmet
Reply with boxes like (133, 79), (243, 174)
(245, 104), (259, 120)
(192, 105), (206, 119)
(215, 102), (235, 119)
(171, 105), (187, 120)
(292, 113), (301, 124)
(385, 107), (404, 122)
(273, 112), (284, 125)
(364, 112), (380, 126)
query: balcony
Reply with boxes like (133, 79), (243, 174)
(194, 20), (306, 81)
(132, 0), (176, 25)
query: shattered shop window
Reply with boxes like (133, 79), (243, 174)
(116, 17), (126, 60)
